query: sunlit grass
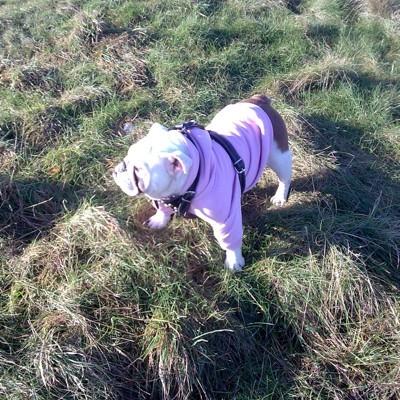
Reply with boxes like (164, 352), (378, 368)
(1, 0), (399, 398)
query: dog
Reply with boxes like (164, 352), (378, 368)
(113, 95), (292, 271)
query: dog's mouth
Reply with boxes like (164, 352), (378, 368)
(113, 161), (144, 196)
(133, 166), (143, 194)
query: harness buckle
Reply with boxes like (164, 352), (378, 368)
(183, 120), (198, 129)
(170, 120), (200, 133)
(233, 158), (246, 174)
(182, 190), (196, 201)
(177, 190), (196, 217)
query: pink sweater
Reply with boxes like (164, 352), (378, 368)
(161, 103), (273, 250)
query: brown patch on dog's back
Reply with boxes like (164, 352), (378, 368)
(240, 95), (289, 152)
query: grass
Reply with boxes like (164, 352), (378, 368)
(1, 0), (400, 398)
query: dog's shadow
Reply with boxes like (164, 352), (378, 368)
(240, 112), (400, 287)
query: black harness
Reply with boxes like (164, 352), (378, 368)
(153, 121), (246, 217)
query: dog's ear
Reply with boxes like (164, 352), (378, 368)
(148, 123), (168, 137)
(165, 151), (192, 175)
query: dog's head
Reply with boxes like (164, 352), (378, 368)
(113, 123), (193, 199)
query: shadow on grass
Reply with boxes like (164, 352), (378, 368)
(286, 0), (305, 14)
(281, 70), (399, 108)
(302, 114), (400, 213)
(223, 110), (400, 395)
(194, 0), (225, 16)
(0, 176), (80, 244)
(241, 110), (400, 288)
(305, 22), (341, 47)
(210, 279), (304, 398)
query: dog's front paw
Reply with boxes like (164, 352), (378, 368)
(145, 211), (172, 229)
(225, 248), (245, 271)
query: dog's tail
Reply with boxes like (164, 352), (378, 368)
(251, 94), (276, 103)
(240, 94), (276, 107)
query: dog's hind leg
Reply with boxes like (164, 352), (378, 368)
(267, 141), (292, 206)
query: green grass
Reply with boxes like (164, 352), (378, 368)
(1, 0), (400, 398)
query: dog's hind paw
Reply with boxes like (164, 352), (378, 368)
(270, 194), (287, 207)
(270, 184), (291, 206)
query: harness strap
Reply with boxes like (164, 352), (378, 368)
(158, 122), (201, 217)
(155, 121), (246, 217)
(208, 130), (246, 193)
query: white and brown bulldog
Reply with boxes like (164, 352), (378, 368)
(113, 95), (292, 271)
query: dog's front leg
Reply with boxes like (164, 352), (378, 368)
(205, 202), (245, 271)
(225, 248), (245, 271)
(146, 201), (174, 229)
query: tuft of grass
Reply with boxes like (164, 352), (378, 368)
(266, 246), (400, 398)
(280, 53), (359, 95)
(351, 0), (400, 18)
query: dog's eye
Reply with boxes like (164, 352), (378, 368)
(121, 161), (127, 171)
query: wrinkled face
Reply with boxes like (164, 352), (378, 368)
(113, 123), (192, 199)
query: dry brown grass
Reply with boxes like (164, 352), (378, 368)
(352, 0), (400, 18)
